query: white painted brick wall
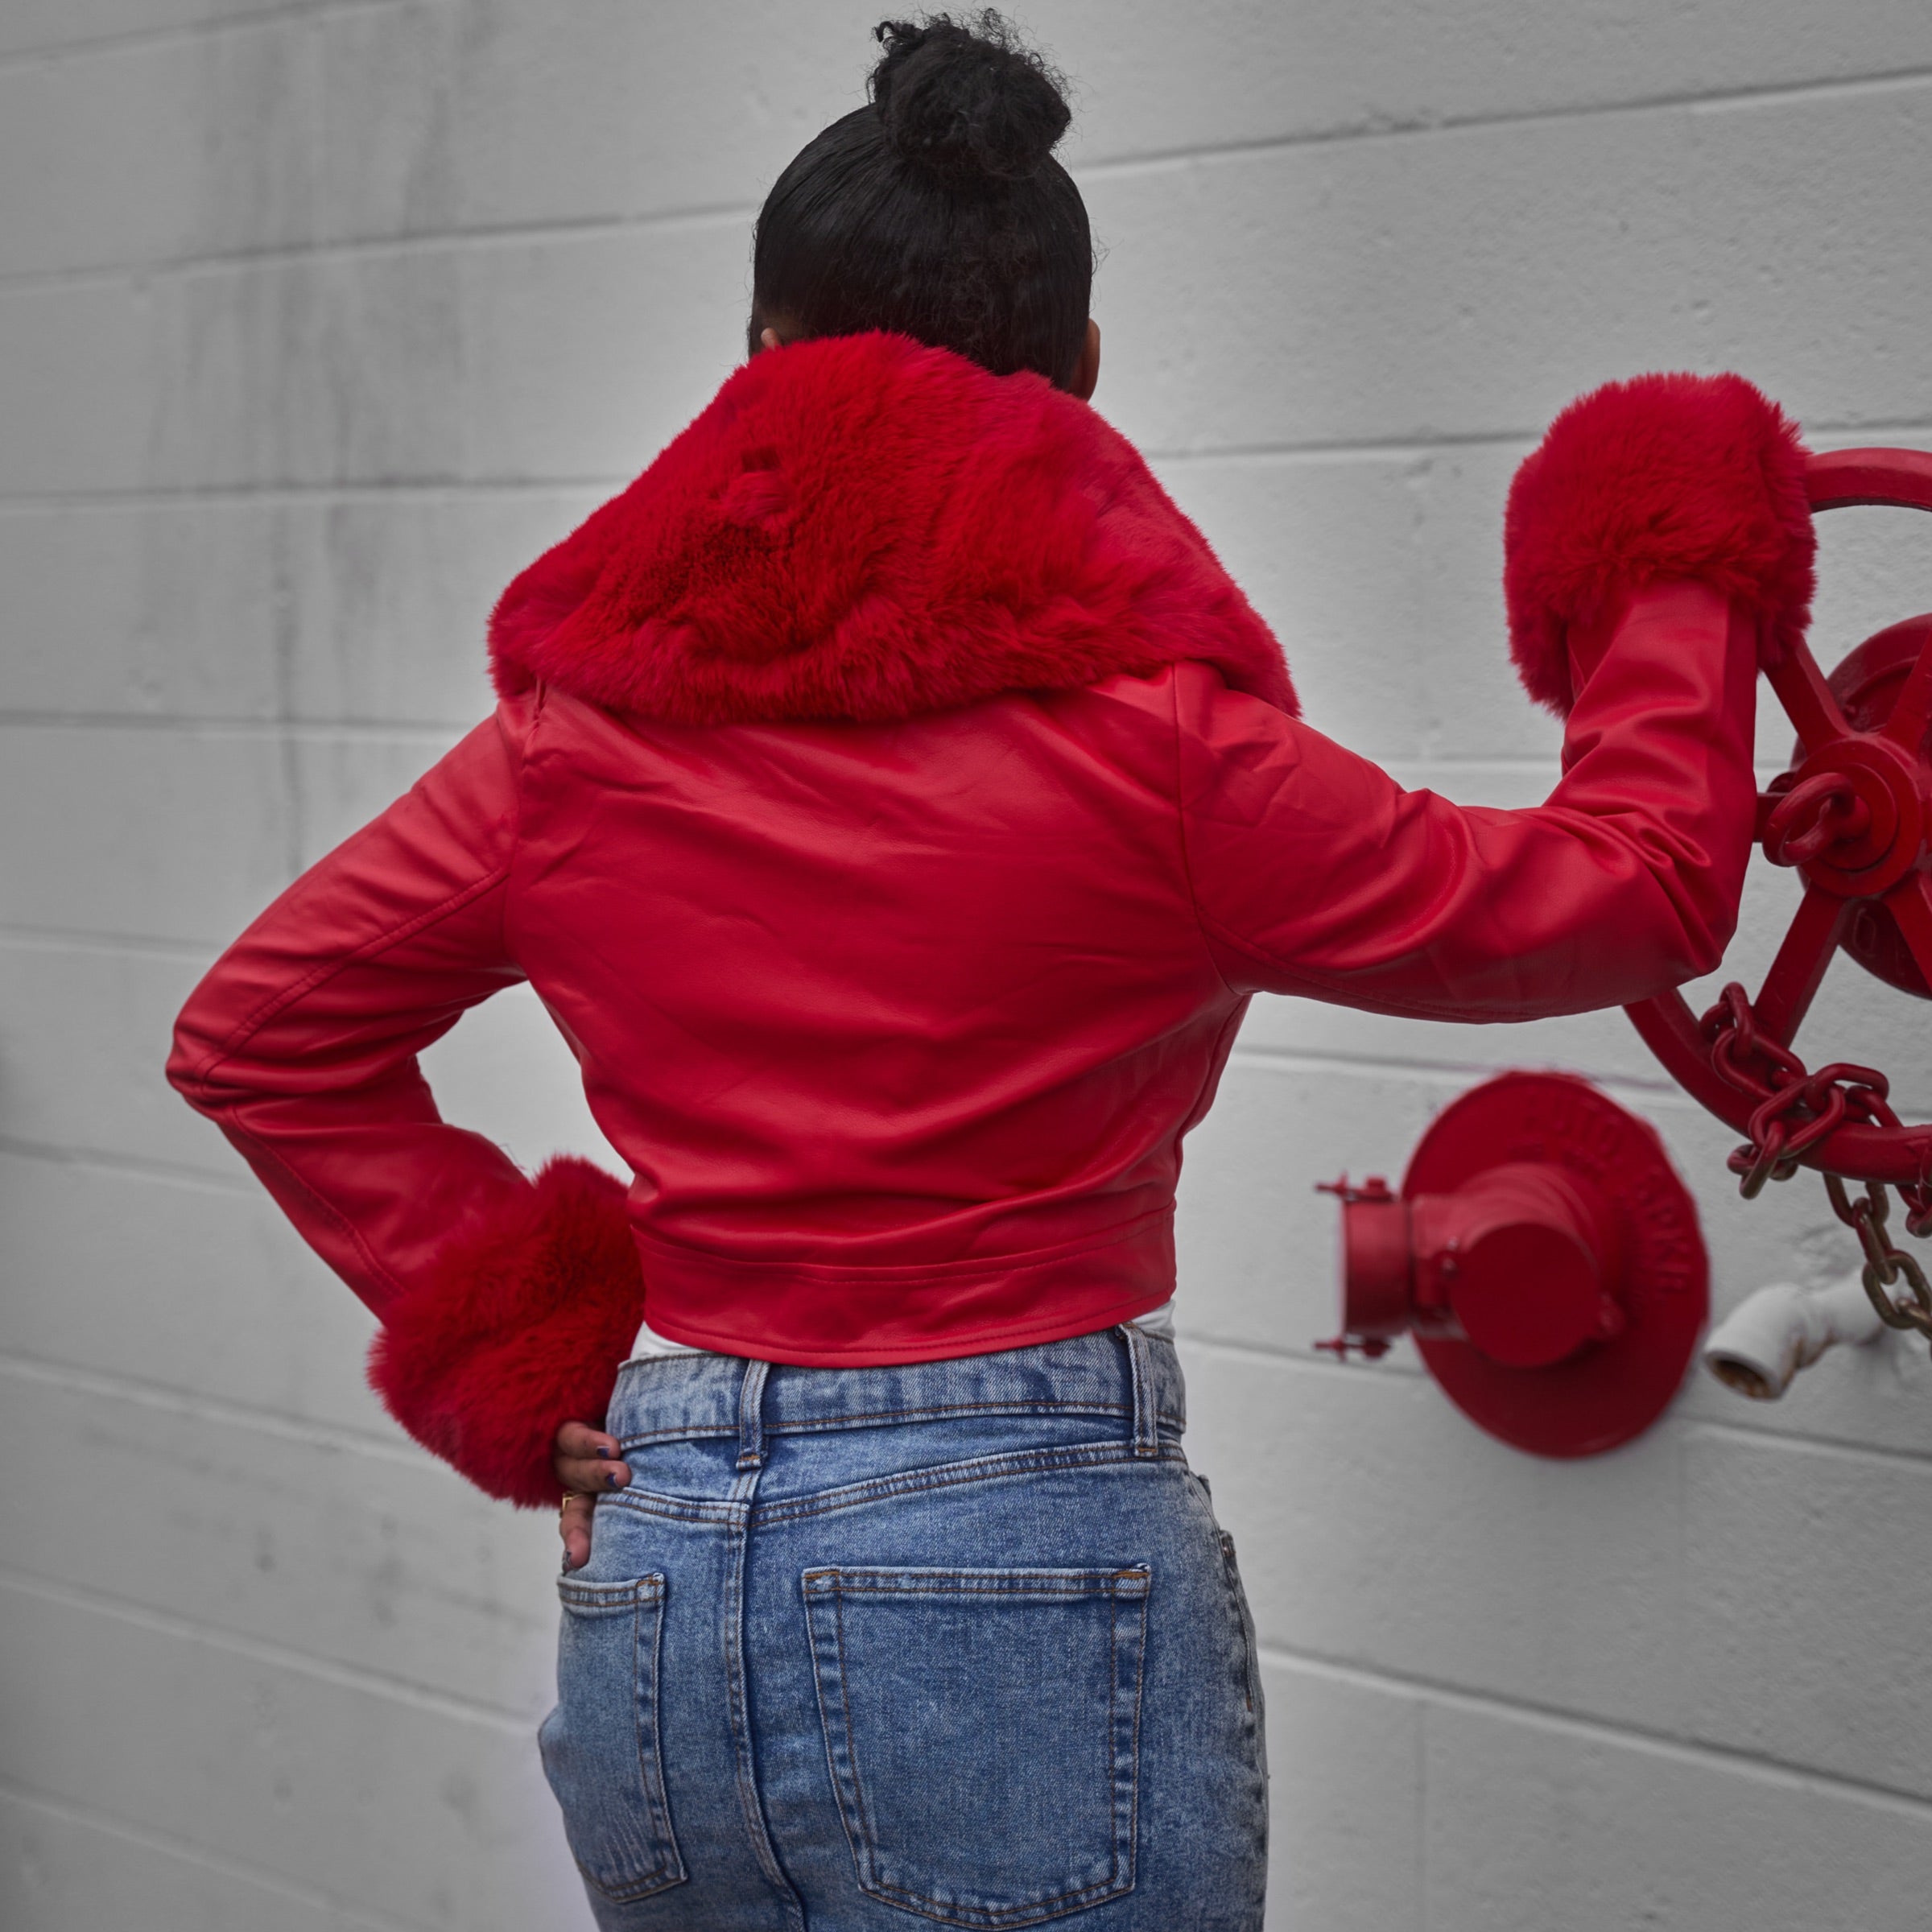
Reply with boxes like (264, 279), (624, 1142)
(7, 6), (1932, 1927)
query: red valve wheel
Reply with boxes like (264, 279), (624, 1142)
(1625, 449), (1932, 1191)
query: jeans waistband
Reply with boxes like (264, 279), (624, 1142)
(605, 1323), (1186, 1467)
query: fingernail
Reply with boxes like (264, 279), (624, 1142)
(605, 1470), (621, 1489)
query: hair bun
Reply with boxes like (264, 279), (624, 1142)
(872, 10), (1071, 186)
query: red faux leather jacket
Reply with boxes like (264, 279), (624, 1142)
(168, 336), (1813, 1504)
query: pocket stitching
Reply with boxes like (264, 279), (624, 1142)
(754, 1443), (1180, 1529)
(557, 1575), (667, 1610)
(633, 1576), (681, 1880)
(1121, 1582), (1148, 1896)
(807, 1579), (873, 1905)
(1218, 1532), (1259, 1717)
(832, 1584), (884, 1891)
(548, 1571), (687, 1903)
(805, 1566), (1148, 1929)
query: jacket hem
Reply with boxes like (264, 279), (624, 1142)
(631, 1212), (1179, 1367)
(636, 1286), (1179, 1369)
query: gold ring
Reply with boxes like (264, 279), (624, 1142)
(559, 1492), (576, 1513)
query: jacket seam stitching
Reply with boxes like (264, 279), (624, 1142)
(185, 704), (530, 1091)
(219, 1117), (408, 1307)
(183, 859), (514, 1092)
(1195, 901), (1497, 1020)
(1168, 673), (1241, 999)
(499, 689), (536, 959)
(1194, 903), (1315, 984)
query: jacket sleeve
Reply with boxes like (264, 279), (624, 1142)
(1179, 580), (1760, 1015)
(1179, 373), (1812, 1019)
(167, 694), (645, 1507)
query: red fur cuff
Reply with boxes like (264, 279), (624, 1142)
(1504, 372), (1814, 715)
(366, 1158), (646, 1509)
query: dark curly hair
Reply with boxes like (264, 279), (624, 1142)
(749, 11), (1093, 388)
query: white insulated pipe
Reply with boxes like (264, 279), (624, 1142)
(1703, 1274), (1887, 1401)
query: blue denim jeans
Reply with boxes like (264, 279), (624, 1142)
(539, 1324), (1268, 1930)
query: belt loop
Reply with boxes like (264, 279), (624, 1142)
(1121, 1323), (1160, 1459)
(737, 1358), (771, 1470)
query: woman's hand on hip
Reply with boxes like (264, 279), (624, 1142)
(554, 1418), (630, 1572)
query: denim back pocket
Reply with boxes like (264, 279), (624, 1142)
(538, 1574), (686, 1904)
(803, 1564), (1151, 1929)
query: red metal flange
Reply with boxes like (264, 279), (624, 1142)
(1319, 1071), (1707, 1458)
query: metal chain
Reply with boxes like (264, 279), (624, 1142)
(1761, 771), (1871, 869)
(1702, 982), (1932, 1232)
(1701, 981), (1932, 1349)
(1824, 1172), (1932, 1340)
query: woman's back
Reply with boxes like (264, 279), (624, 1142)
(170, 319), (1766, 1389)
(161, 18), (1809, 1926)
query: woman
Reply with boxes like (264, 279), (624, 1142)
(168, 13), (1810, 1929)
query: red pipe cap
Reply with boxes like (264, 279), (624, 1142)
(1407, 1074), (1707, 1458)
(1418, 1162), (1624, 1370)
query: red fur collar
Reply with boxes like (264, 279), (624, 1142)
(489, 332), (1295, 724)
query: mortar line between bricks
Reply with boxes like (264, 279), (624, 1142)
(1221, 1044), (1932, 1125)
(0, 197), (758, 293)
(0, 1565), (537, 1735)
(1147, 416), (1932, 468)
(0, 0), (422, 75)
(1686, 1416), (1932, 1474)
(0, 476), (623, 507)
(0, 710), (470, 739)
(0, 1133), (258, 1193)
(6, 415), (1929, 510)
(1176, 1330), (1932, 1462)
(10, 60), (1932, 287)
(1254, 1641), (1932, 1817)
(0, 477), (625, 510)
(1176, 1327), (1429, 1381)
(0, 1349), (434, 1468)
(0, 919), (228, 958)
(0, 1775), (436, 1932)
(1224, 1046), (1523, 1088)
(0, 14), (1921, 121)
(1150, 430), (1539, 465)
(1080, 61), (1932, 182)
(1221, 1042), (1698, 1104)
